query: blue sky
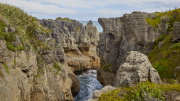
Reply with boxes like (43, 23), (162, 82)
(1, 0), (180, 21)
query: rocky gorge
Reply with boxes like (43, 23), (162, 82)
(0, 3), (180, 101)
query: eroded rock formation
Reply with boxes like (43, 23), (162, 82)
(0, 18), (100, 101)
(97, 11), (162, 86)
(39, 20), (100, 71)
(172, 21), (180, 41)
(113, 51), (162, 87)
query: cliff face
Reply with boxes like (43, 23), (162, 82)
(0, 14), (100, 101)
(97, 11), (162, 86)
(0, 26), (76, 101)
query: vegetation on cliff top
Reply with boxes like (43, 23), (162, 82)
(0, 3), (61, 76)
(0, 3), (51, 52)
(145, 8), (180, 30)
(99, 81), (180, 101)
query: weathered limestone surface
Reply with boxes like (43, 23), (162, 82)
(97, 11), (161, 86)
(158, 23), (168, 35)
(0, 17), (101, 101)
(113, 51), (162, 87)
(172, 22), (180, 41)
(39, 20), (100, 71)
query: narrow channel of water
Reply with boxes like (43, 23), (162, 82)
(73, 70), (103, 101)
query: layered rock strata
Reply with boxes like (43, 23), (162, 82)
(39, 20), (100, 71)
(0, 18), (100, 101)
(97, 11), (162, 86)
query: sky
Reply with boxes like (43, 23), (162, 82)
(1, 0), (180, 21)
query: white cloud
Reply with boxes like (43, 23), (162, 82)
(1, 0), (77, 14)
(1, 0), (180, 21)
(37, 0), (180, 8)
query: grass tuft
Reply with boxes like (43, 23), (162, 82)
(3, 62), (9, 74)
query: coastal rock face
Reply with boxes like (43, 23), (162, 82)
(0, 31), (76, 101)
(97, 11), (161, 86)
(172, 21), (180, 41)
(39, 20), (100, 71)
(0, 18), (100, 101)
(113, 51), (162, 87)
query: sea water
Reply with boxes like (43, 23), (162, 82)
(73, 70), (103, 101)
(80, 21), (103, 32)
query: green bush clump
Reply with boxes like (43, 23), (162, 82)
(35, 73), (41, 77)
(145, 8), (180, 30)
(3, 62), (9, 74)
(17, 46), (24, 51)
(53, 61), (61, 71)
(102, 64), (112, 71)
(0, 19), (7, 38)
(6, 43), (16, 51)
(55, 17), (73, 21)
(76, 27), (80, 31)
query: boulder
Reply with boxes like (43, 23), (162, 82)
(93, 85), (117, 99)
(158, 42), (163, 49)
(113, 51), (162, 87)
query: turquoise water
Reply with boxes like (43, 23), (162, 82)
(80, 21), (103, 32)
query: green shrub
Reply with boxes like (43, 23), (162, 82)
(3, 62), (9, 74)
(102, 64), (112, 71)
(53, 61), (61, 71)
(35, 73), (41, 77)
(76, 27), (80, 30)
(6, 43), (16, 51)
(17, 46), (24, 51)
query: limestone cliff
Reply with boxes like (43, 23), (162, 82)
(97, 11), (162, 86)
(0, 3), (100, 101)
